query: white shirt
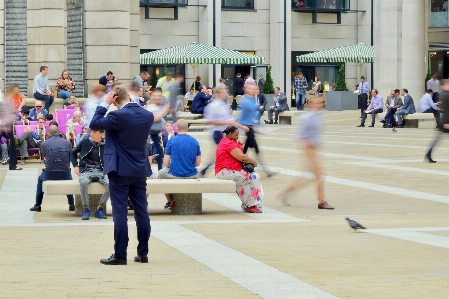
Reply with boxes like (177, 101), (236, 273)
(184, 92), (196, 99)
(204, 99), (232, 132)
(390, 97), (395, 106)
(427, 78), (441, 93)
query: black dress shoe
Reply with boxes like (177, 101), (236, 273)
(30, 206), (41, 212)
(274, 121), (278, 124)
(368, 124), (374, 127)
(69, 205), (75, 211)
(380, 119), (385, 123)
(265, 120), (273, 124)
(134, 255), (148, 263)
(100, 254), (127, 265)
(356, 124), (365, 127)
(424, 156), (437, 163)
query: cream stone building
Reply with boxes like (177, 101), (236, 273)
(0, 0), (448, 103)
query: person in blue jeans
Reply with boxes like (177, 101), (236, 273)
(159, 119), (202, 209)
(56, 69), (76, 101)
(30, 126), (75, 212)
(294, 72), (308, 110)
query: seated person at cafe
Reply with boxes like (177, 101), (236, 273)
(190, 85), (212, 114)
(159, 119), (201, 210)
(17, 116), (47, 165)
(28, 100), (49, 120)
(10, 84), (26, 111)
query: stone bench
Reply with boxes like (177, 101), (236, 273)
(375, 112), (436, 128)
(43, 178), (236, 216)
(278, 111), (304, 125)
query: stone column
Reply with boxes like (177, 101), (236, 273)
(84, 0), (131, 90)
(198, 0), (214, 86)
(401, 0), (425, 99)
(270, 0), (291, 95)
(374, 0), (425, 98)
(129, 0), (140, 79)
(356, 0), (373, 83)
(0, 0), (4, 79)
(27, 0), (67, 95)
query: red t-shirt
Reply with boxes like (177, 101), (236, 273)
(11, 93), (25, 110)
(215, 137), (243, 175)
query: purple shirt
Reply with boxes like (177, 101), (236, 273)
(368, 95), (384, 110)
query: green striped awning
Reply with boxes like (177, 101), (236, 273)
(140, 42), (264, 65)
(296, 43), (375, 64)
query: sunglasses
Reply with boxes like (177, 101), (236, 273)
(35, 106), (42, 108)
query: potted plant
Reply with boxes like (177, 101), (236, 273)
(326, 64), (358, 110)
(262, 66), (276, 108)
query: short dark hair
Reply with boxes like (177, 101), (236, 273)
(113, 87), (130, 104)
(394, 89), (400, 94)
(360, 76), (365, 79)
(401, 88), (408, 93)
(426, 89), (433, 94)
(107, 71), (113, 76)
(275, 87), (280, 91)
(140, 71), (149, 75)
(40, 66), (47, 72)
(431, 73), (436, 76)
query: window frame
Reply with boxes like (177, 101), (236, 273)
(221, 0), (255, 11)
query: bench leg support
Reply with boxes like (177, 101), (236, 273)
(278, 116), (292, 125)
(171, 193), (202, 215)
(75, 194), (107, 216)
(404, 119), (419, 128)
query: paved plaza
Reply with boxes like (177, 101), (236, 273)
(0, 110), (448, 299)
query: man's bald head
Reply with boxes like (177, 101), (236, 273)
(48, 126), (59, 135)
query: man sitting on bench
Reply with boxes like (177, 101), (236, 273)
(30, 126), (74, 212)
(159, 119), (201, 210)
(265, 87), (289, 124)
(71, 129), (109, 220)
(419, 89), (442, 129)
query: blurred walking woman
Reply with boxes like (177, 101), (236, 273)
(215, 126), (263, 213)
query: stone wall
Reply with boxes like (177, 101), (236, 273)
(4, 0), (28, 94)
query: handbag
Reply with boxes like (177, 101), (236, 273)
(309, 90), (316, 95)
(242, 163), (255, 173)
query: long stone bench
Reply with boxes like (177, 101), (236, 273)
(375, 112), (437, 128)
(278, 111), (304, 125)
(43, 178), (236, 216)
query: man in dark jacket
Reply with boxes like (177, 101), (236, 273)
(71, 129), (109, 220)
(30, 126), (74, 212)
(235, 73), (244, 96)
(425, 79), (449, 163)
(190, 85), (211, 114)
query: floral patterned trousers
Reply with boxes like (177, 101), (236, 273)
(216, 169), (263, 210)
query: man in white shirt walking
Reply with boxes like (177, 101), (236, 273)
(427, 73), (441, 103)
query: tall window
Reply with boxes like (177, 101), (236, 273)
(429, 0), (449, 27)
(222, 0), (254, 9)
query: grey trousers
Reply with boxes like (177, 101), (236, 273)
(1, 143), (7, 160)
(18, 132), (38, 159)
(268, 107), (283, 122)
(79, 171), (110, 209)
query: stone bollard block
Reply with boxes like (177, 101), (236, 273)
(279, 115), (292, 125)
(74, 194), (107, 216)
(171, 193), (202, 215)
(404, 119), (418, 128)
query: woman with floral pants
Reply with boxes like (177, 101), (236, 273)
(215, 126), (263, 213)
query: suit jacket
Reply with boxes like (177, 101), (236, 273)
(275, 92), (289, 112)
(440, 90), (449, 133)
(89, 102), (154, 177)
(385, 96), (403, 108)
(258, 77), (265, 92)
(191, 92), (211, 114)
(399, 94), (416, 114)
(256, 93), (267, 111)
(98, 75), (115, 86)
(235, 77), (244, 95)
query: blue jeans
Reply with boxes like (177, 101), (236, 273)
(58, 90), (72, 101)
(34, 92), (54, 111)
(150, 134), (163, 170)
(296, 91), (305, 110)
(35, 169), (74, 207)
(395, 110), (408, 125)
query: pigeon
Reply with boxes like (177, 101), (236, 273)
(392, 127), (397, 132)
(345, 217), (366, 231)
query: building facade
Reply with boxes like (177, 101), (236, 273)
(0, 0), (448, 101)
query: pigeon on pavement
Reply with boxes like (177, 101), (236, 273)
(345, 217), (366, 231)
(392, 127), (397, 132)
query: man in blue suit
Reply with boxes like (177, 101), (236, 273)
(395, 88), (416, 128)
(90, 87), (154, 265)
(190, 85), (211, 114)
